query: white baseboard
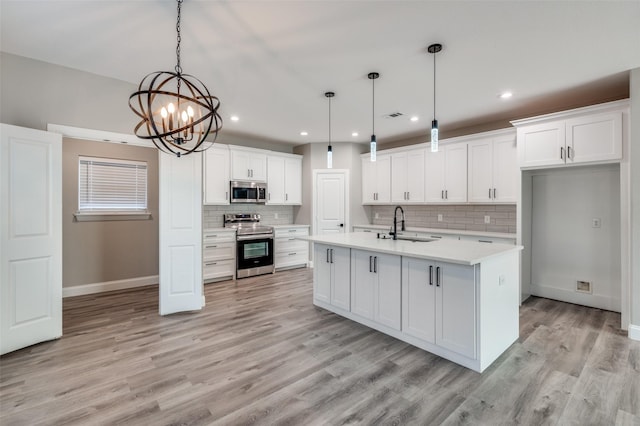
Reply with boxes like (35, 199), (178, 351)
(530, 284), (621, 312)
(63, 275), (158, 298)
(628, 324), (640, 341)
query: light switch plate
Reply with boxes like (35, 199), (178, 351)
(592, 218), (601, 228)
(437, 214), (443, 222)
(484, 215), (491, 224)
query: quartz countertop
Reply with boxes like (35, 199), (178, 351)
(299, 232), (522, 266)
(271, 224), (310, 229)
(352, 224), (516, 240)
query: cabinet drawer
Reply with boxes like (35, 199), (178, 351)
(275, 238), (308, 253)
(203, 241), (235, 261)
(275, 227), (309, 238)
(203, 231), (235, 243)
(275, 252), (308, 269)
(203, 259), (235, 280)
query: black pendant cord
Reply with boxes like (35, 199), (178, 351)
(175, 0), (183, 75)
(328, 95), (331, 145)
(372, 77), (375, 135)
(433, 49), (436, 121)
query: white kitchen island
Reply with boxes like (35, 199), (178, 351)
(300, 232), (523, 373)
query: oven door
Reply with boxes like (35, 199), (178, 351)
(236, 235), (274, 271)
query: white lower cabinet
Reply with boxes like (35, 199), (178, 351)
(351, 249), (402, 330)
(402, 257), (476, 359)
(313, 244), (350, 310)
(275, 226), (309, 270)
(203, 230), (236, 282)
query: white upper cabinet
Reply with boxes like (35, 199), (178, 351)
(514, 101), (625, 169)
(203, 144), (230, 205)
(391, 148), (425, 203)
(230, 147), (267, 181)
(267, 154), (302, 205)
(362, 154), (391, 204)
(468, 133), (517, 203)
(425, 143), (467, 203)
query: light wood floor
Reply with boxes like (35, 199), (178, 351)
(1, 268), (639, 425)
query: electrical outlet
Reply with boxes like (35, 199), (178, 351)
(592, 218), (601, 228)
(274, 213), (278, 219)
(375, 213), (379, 219)
(484, 215), (491, 224)
(437, 214), (443, 222)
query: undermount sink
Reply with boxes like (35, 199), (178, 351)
(395, 236), (437, 243)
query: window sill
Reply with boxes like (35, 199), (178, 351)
(74, 211), (152, 222)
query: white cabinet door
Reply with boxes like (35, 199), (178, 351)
(435, 262), (476, 359)
(284, 157), (302, 204)
(492, 136), (518, 202)
(424, 149), (446, 202)
(330, 246), (351, 311)
(406, 149), (425, 203)
(402, 257), (436, 343)
(1, 125), (62, 355)
(203, 145), (230, 205)
(391, 149), (425, 203)
(361, 155), (390, 204)
(374, 253), (401, 330)
(230, 149), (267, 181)
(517, 121), (565, 168)
(467, 139), (493, 203)
(267, 155), (285, 204)
(468, 136), (517, 203)
(444, 144), (468, 203)
(566, 111), (622, 164)
(313, 244), (332, 304)
(350, 250), (375, 320)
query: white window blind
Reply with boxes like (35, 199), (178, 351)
(78, 156), (148, 211)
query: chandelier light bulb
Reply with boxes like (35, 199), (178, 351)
(167, 103), (175, 114)
(187, 106), (194, 117)
(161, 107), (168, 118)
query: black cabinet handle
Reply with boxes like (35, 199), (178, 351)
(373, 256), (378, 273)
(326, 248), (330, 263)
(369, 256), (373, 272)
(429, 265), (433, 286)
(436, 266), (441, 287)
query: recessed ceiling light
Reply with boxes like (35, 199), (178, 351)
(352, 132), (359, 137)
(410, 116), (419, 122)
(300, 131), (308, 136)
(499, 92), (513, 99)
(230, 115), (239, 122)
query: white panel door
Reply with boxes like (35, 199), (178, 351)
(284, 157), (302, 204)
(406, 149), (425, 203)
(315, 171), (346, 235)
(313, 244), (331, 304)
(443, 144), (468, 202)
(492, 135), (518, 202)
(350, 249), (374, 321)
(159, 152), (203, 315)
(1, 124), (62, 355)
(467, 139), (493, 203)
(566, 111), (622, 164)
(374, 253), (401, 330)
(424, 149), (446, 202)
(517, 121), (565, 168)
(390, 152), (408, 203)
(330, 246), (351, 311)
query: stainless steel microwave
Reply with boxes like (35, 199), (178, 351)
(230, 181), (267, 203)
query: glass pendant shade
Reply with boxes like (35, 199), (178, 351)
(370, 135), (377, 162)
(327, 145), (333, 169)
(325, 91), (335, 169)
(431, 119), (439, 152)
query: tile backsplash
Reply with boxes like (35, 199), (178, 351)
(371, 204), (516, 234)
(203, 205), (295, 228)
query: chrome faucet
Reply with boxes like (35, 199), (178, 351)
(390, 206), (405, 240)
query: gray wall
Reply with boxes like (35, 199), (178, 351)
(62, 138), (159, 287)
(293, 142), (371, 229)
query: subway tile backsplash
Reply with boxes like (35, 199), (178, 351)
(371, 204), (516, 234)
(203, 205), (295, 228)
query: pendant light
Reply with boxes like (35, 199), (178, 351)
(325, 91), (335, 169)
(129, 0), (222, 157)
(428, 43), (442, 153)
(368, 72), (379, 162)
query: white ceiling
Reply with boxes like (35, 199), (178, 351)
(2, 1), (639, 145)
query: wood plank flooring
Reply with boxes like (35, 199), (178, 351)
(1, 268), (639, 425)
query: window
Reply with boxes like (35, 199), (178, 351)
(76, 156), (150, 221)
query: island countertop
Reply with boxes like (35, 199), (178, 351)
(299, 232), (522, 265)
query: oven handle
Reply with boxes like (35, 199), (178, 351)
(237, 234), (274, 241)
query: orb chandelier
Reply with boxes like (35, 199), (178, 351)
(129, 0), (222, 157)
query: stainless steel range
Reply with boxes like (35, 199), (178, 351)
(224, 213), (275, 279)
